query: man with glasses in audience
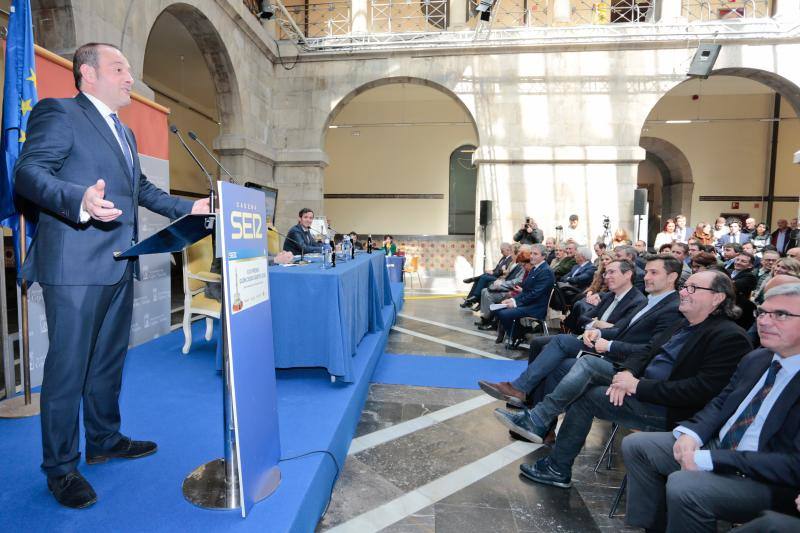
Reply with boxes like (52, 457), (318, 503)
(622, 283), (800, 532)
(514, 270), (751, 489)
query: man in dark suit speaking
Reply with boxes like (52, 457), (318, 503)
(14, 43), (209, 509)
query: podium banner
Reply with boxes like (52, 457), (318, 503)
(218, 181), (281, 516)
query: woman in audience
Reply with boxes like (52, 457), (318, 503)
(382, 235), (397, 256)
(773, 257), (800, 277)
(653, 218), (677, 249)
(751, 222), (770, 253)
(610, 229), (630, 249)
(691, 222), (714, 246)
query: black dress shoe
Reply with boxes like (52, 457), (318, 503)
(495, 325), (506, 344)
(86, 437), (157, 464)
(463, 276), (477, 284)
(48, 471), (97, 509)
(477, 322), (496, 331)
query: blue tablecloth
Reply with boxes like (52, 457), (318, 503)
(269, 252), (391, 382)
(385, 256), (405, 283)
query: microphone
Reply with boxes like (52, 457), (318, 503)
(187, 130), (238, 185)
(268, 226), (306, 262)
(170, 124), (216, 212)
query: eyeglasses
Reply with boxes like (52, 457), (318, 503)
(754, 307), (800, 321)
(677, 283), (717, 294)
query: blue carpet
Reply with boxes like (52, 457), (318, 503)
(372, 354), (528, 390)
(0, 302), (395, 533)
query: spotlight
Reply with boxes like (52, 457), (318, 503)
(257, 0), (275, 19)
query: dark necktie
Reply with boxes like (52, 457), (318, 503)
(719, 360), (782, 450)
(110, 113), (134, 178)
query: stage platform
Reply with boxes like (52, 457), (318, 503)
(0, 283), (404, 532)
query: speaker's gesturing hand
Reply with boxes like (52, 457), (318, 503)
(82, 179), (122, 222)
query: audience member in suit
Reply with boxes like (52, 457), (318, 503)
(615, 245), (646, 293)
(517, 270), (752, 488)
(734, 495), (800, 532)
(622, 282), (800, 533)
(557, 246), (597, 303)
(633, 240), (649, 269)
(670, 242), (693, 284)
(742, 217), (757, 235)
(461, 242), (514, 308)
(283, 207), (323, 255)
(14, 43), (210, 509)
(730, 252), (758, 330)
(561, 251), (613, 332)
(674, 214), (691, 243)
(493, 244), (555, 344)
(717, 219), (751, 254)
(479, 260), (646, 405)
(747, 275), (800, 348)
(544, 237), (557, 264)
(771, 218), (793, 254)
(721, 243), (743, 270)
(491, 255), (684, 438)
(474, 250), (528, 326)
(741, 241), (761, 269)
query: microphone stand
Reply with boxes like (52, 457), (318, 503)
(188, 131), (238, 185)
(268, 226), (306, 262)
(170, 125), (216, 211)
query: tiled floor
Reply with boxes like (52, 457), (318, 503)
(316, 294), (639, 532)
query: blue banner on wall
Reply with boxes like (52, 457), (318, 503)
(218, 181), (281, 517)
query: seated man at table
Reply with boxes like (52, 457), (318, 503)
(461, 242), (514, 308)
(493, 244), (555, 344)
(283, 207), (323, 255)
(475, 249), (528, 327)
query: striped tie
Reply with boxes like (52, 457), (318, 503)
(719, 360), (782, 450)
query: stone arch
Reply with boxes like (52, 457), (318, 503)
(711, 67), (800, 117)
(639, 136), (694, 221)
(140, 2), (243, 137)
(321, 76), (480, 148)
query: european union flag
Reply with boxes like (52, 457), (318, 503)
(0, 0), (37, 273)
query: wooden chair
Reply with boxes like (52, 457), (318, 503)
(402, 255), (422, 287)
(181, 235), (221, 354)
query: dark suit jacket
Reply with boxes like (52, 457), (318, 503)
(623, 316), (752, 427)
(575, 287), (646, 333)
(513, 262), (555, 319)
(600, 291), (682, 361)
(561, 261), (597, 290)
(770, 229), (794, 254)
(283, 223), (323, 255)
(14, 94), (193, 285)
(731, 268), (758, 298)
(633, 266), (646, 294)
(492, 255), (513, 277)
(717, 233), (751, 249)
(679, 348), (800, 513)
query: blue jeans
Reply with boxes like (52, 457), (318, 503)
(511, 334), (584, 393)
(530, 354), (616, 428)
(467, 273), (496, 300)
(549, 385), (668, 472)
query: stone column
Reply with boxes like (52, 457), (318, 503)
(473, 145), (645, 263)
(448, 0), (468, 30)
(351, 0), (370, 34)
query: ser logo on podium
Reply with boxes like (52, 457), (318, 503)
(230, 205), (263, 240)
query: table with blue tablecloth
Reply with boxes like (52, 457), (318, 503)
(385, 256), (405, 283)
(268, 252), (392, 382)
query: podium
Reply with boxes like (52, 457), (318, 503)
(119, 181), (282, 517)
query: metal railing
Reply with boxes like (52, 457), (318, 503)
(683, 0), (771, 21)
(370, 0), (448, 33)
(278, 2), (351, 37)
